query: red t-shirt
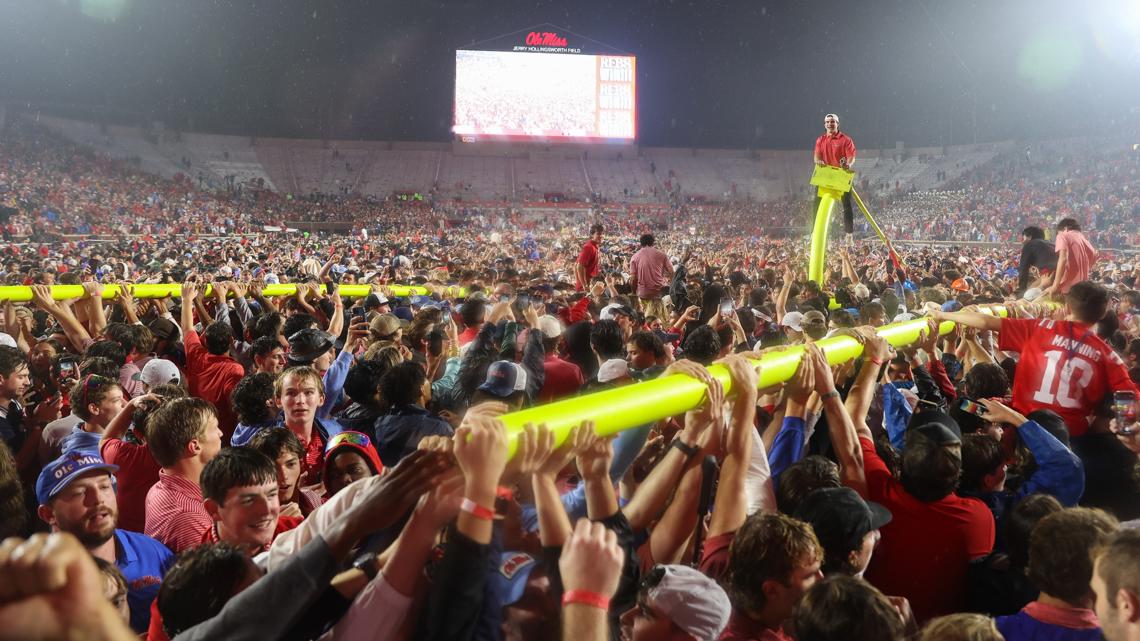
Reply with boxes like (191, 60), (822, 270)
(147, 599), (169, 641)
(999, 318), (1139, 437)
(1053, 230), (1098, 294)
(630, 245), (672, 298)
(857, 437), (994, 622)
(698, 531), (792, 641)
(699, 530), (733, 581)
(458, 325), (481, 347)
(813, 132), (857, 168)
(576, 239), (600, 287)
(183, 329), (246, 442)
(100, 437), (161, 533)
(539, 354), (585, 404)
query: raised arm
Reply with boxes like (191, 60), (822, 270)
(452, 413), (509, 545)
(31, 285), (92, 351)
(708, 353), (759, 538)
(559, 520), (625, 641)
(624, 360), (722, 532)
(210, 282), (237, 335)
(192, 288), (214, 328)
(82, 281), (108, 338)
(179, 281), (200, 338)
(325, 284), (345, 339)
(249, 278), (278, 314)
(1041, 248), (1068, 297)
(114, 285), (140, 325)
(932, 308), (1002, 332)
(842, 328), (887, 444)
(807, 343), (867, 495)
(577, 431), (618, 521)
(775, 264), (793, 323)
(101, 394), (157, 445)
(979, 398), (1084, 506)
(531, 423), (588, 548)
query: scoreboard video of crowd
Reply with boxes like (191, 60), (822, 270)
(453, 28), (636, 143)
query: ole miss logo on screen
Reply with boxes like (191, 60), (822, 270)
(524, 32), (568, 47)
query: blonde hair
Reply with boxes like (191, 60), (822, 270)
(274, 366), (325, 398)
(920, 614), (1002, 641)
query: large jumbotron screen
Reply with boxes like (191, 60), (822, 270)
(453, 49), (636, 142)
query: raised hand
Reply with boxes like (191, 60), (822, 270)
(917, 318), (940, 354)
(558, 518), (625, 597)
(230, 281), (249, 299)
(30, 285), (58, 312)
(81, 281), (104, 300)
(180, 280), (199, 303)
(977, 397), (1027, 427)
(349, 449), (450, 534)
(537, 422), (592, 479)
(454, 415), (510, 490)
(413, 470), (466, 529)
(805, 344), (837, 395)
(575, 429), (614, 482)
(718, 352), (759, 400)
(113, 285), (135, 312)
(858, 328), (893, 365)
(784, 352), (815, 404)
(0, 532), (136, 641)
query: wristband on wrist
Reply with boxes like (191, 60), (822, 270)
(562, 590), (611, 610)
(460, 498), (495, 521)
(868, 356), (884, 367)
(352, 552), (379, 581)
(820, 390), (841, 402)
(670, 438), (699, 459)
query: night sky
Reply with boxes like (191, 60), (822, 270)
(1, 0), (1138, 149)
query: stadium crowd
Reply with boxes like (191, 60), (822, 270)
(0, 121), (1139, 641)
(874, 149), (1140, 249)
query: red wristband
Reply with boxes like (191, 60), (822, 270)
(562, 590), (611, 610)
(460, 498), (495, 521)
(868, 357), (884, 366)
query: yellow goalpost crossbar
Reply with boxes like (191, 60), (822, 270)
(0, 283), (466, 302)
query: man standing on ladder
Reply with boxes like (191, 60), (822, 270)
(813, 113), (857, 245)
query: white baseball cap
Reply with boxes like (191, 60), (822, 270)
(134, 359), (181, 389)
(645, 565), (731, 641)
(782, 311), (805, 333)
(536, 315), (563, 339)
(597, 358), (630, 383)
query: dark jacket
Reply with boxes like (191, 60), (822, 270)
(912, 364), (950, 411)
(333, 402), (383, 441)
(372, 405), (454, 468)
(419, 527), (493, 641)
(172, 536), (346, 641)
(517, 324), (546, 404)
(0, 401), (27, 452)
(967, 552), (1037, 616)
(1018, 238), (1057, 293)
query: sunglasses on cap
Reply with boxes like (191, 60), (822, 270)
(324, 431), (374, 453)
(79, 374), (113, 409)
